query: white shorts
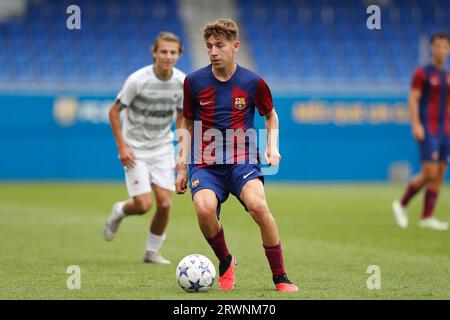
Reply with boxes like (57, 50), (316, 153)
(124, 147), (175, 197)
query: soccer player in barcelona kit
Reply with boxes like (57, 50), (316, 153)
(392, 32), (450, 231)
(103, 32), (186, 263)
(175, 18), (298, 292)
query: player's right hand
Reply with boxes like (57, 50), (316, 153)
(119, 145), (136, 169)
(175, 167), (188, 194)
(412, 123), (425, 141)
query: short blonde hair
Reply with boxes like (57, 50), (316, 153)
(202, 18), (239, 42)
(152, 31), (184, 55)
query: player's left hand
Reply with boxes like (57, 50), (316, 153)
(265, 147), (281, 166)
(175, 164), (188, 194)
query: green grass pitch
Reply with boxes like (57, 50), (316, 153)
(0, 183), (449, 299)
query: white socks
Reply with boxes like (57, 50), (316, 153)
(115, 201), (127, 219)
(146, 233), (166, 252)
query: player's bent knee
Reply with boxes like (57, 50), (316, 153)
(137, 204), (151, 214)
(426, 172), (440, 183)
(195, 202), (217, 222)
(424, 167), (440, 181)
(431, 170), (440, 180)
(157, 199), (172, 211)
(133, 198), (152, 214)
(196, 207), (216, 221)
(193, 190), (218, 222)
(247, 201), (271, 224)
(251, 212), (275, 228)
(428, 181), (441, 190)
(247, 200), (268, 215)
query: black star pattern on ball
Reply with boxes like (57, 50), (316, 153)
(188, 279), (204, 292)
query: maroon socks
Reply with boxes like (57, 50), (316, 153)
(206, 228), (230, 263)
(207, 228), (288, 278)
(422, 189), (439, 219)
(401, 182), (421, 207)
(264, 242), (286, 276)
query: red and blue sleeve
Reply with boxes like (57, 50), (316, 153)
(254, 78), (274, 116)
(183, 78), (195, 119)
(411, 68), (426, 91)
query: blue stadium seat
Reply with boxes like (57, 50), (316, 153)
(0, 0), (448, 86)
(0, 0), (193, 84)
(237, 0), (450, 85)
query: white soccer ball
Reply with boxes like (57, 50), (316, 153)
(176, 254), (216, 292)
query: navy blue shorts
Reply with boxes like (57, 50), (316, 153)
(189, 164), (264, 218)
(418, 133), (450, 163)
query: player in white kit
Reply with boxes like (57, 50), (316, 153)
(103, 32), (186, 264)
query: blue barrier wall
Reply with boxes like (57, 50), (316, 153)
(1, 92), (448, 181)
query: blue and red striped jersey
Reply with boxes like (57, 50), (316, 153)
(411, 64), (450, 136)
(183, 64), (274, 166)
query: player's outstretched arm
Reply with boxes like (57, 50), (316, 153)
(109, 101), (136, 168)
(408, 88), (424, 141)
(264, 110), (281, 166)
(175, 117), (193, 194)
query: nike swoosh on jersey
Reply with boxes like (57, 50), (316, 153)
(200, 101), (213, 106)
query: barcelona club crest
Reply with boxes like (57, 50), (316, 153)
(191, 179), (200, 189)
(234, 97), (246, 110)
